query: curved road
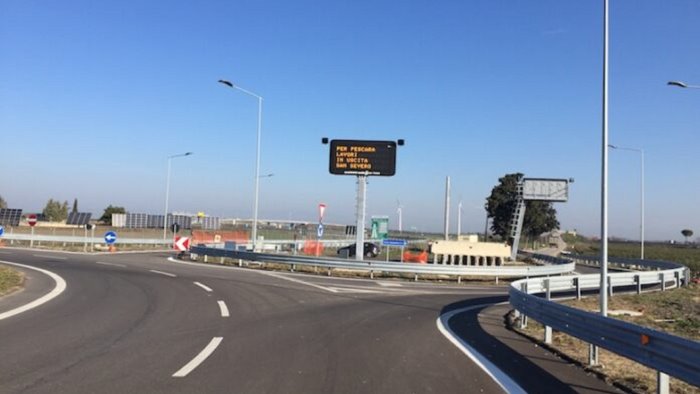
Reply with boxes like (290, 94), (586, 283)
(0, 249), (619, 393)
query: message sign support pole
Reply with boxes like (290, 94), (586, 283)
(355, 175), (368, 261)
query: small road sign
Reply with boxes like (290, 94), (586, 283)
(104, 231), (117, 245)
(27, 214), (38, 227)
(382, 239), (407, 247)
(174, 236), (190, 251)
(317, 224), (324, 238)
(0, 225), (4, 237)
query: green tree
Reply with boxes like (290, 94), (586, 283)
(0, 195), (7, 209)
(99, 205), (126, 225)
(72, 198), (79, 214)
(681, 229), (694, 244)
(42, 199), (69, 222)
(485, 173), (560, 243)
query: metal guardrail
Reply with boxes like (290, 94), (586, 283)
(189, 246), (576, 277)
(509, 254), (698, 387)
(1, 234), (169, 245)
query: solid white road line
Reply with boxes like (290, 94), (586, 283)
(95, 261), (127, 268)
(377, 281), (402, 287)
(0, 260), (67, 321)
(150, 270), (177, 278)
(33, 254), (68, 260)
(217, 300), (229, 317)
(436, 302), (526, 394)
(260, 271), (339, 293)
(193, 281), (213, 292)
(172, 337), (223, 378)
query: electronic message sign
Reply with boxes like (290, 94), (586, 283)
(329, 140), (397, 176)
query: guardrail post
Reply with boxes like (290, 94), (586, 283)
(238, 259), (243, 267)
(575, 277), (581, 300)
(684, 269), (690, 287)
(414, 274), (418, 282)
(327, 268), (332, 277)
(457, 276), (461, 284)
(544, 279), (552, 344)
(589, 344), (598, 366)
(657, 372), (669, 394)
(660, 272), (666, 291)
(220, 256), (224, 264)
(204, 255), (208, 263)
(636, 274), (642, 294)
(519, 282), (528, 329)
(370, 271), (374, 279)
(291, 264), (295, 272)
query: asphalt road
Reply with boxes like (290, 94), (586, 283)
(0, 249), (619, 393)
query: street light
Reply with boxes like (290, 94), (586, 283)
(219, 79), (264, 251)
(609, 144), (645, 259)
(667, 80), (700, 89)
(164, 152), (193, 240)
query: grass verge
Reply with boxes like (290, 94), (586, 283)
(0, 266), (24, 296)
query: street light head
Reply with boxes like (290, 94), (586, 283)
(185, 152), (193, 156)
(218, 79), (234, 88)
(667, 81), (687, 88)
(608, 144), (618, 149)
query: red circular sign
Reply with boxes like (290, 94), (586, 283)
(27, 214), (37, 227)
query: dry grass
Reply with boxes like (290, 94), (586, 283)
(0, 266), (24, 296)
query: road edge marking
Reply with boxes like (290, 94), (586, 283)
(436, 302), (526, 394)
(0, 260), (68, 321)
(172, 337), (223, 377)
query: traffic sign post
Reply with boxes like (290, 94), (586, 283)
(27, 214), (37, 248)
(174, 236), (190, 252)
(324, 138), (403, 261)
(104, 231), (117, 252)
(382, 239), (407, 262)
(104, 231), (117, 244)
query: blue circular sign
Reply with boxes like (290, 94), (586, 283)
(104, 231), (117, 245)
(317, 224), (324, 238)
(0, 225), (4, 237)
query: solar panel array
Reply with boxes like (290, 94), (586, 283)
(110, 213), (218, 230)
(170, 215), (192, 230)
(194, 216), (221, 230)
(66, 212), (92, 225)
(0, 209), (23, 226)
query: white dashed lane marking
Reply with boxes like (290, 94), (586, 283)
(172, 337), (223, 378)
(193, 282), (213, 292)
(217, 301), (229, 317)
(150, 270), (177, 278)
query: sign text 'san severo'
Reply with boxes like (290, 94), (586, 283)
(329, 140), (397, 176)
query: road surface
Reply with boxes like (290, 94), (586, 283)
(0, 249), (620, 393)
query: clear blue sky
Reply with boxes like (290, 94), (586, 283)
(1, 0), (699, 241)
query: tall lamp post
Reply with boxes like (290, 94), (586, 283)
(164, 152), (193, 240)
(219, 79), (264, 251)
(609, 145), (645, 259)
